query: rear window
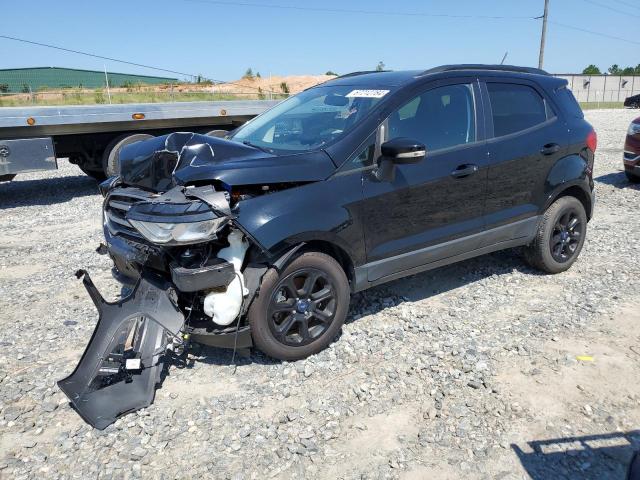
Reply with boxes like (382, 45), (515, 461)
(487, 83), (548, 137)
(555, 86), (584, 119)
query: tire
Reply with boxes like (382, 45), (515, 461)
(524, 196), (588, 274)
(248, 251), (350, 361)
(78, 165), (106, 181)
(626, 170), (640, 184)
(102, 134), (154, 177)
(204, 129), (228, 138)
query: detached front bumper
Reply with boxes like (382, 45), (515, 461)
(58, 270), (185, 430)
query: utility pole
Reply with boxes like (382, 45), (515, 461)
(538, 0), (549, 69)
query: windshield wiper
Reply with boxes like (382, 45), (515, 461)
(242, 140), (273, 154)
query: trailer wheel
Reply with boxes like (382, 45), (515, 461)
(78, 166), (106, 182)
(102, 134), (154, 177)
(204, 129), (228, 138)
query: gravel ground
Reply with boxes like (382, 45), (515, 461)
(1, 109), (639, 480)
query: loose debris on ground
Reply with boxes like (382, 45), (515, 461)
(0, 109), (639, 479)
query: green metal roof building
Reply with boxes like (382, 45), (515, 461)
(0, 67), (178, 93)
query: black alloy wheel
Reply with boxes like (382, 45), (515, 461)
(523, 196), (588, 274)
(267, 268), (337, 347)
(248, 251), (350, 361)
(550, 209), (583, 263)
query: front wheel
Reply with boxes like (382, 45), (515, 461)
(248, 251), (350, 361)
(524, 196), (588, 274)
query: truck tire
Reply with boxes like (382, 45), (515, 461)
(204, 129), (228, 138)
(102, 134), (153, 177)
(78, 166), (106, 182)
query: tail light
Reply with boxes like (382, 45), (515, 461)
(586, 130), (597, 153)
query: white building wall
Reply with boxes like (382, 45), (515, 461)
(554, 74), (640, 103)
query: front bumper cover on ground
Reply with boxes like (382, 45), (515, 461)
(58, 270), (184, 430)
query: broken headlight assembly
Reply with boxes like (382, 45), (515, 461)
(126, 199), (228, 245)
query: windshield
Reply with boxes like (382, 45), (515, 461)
(229, 85), (388, 153)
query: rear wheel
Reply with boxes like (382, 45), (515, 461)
(626, 169), (640, 183)
(102, 134), (154, 177)
(248, 251), (350, 361)
(524, 196), (587, 274)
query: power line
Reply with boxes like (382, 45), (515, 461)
(184, 0), (536, 19)
(0, 34), (282, 94)
(549, 20), (640, 45)
(610, 0), (640, 11)
(579, 0), (640, 18)
(0, 34), (198, 79)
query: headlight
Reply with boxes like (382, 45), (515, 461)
(129, 217), (227, 244)
(629, 122), (640, 136)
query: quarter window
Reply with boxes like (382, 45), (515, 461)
(387, 84), (476, 152)
(486, 83), (549, 137)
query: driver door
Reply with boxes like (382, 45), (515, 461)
(360, 80), (489, 282)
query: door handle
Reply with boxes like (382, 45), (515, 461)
(540, 143), (560, 155)
(451, 164), (479, 179)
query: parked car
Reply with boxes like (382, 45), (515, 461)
(624, 93), (640, 109)
(59, 65), (597, 428)
(624, 116), (640, 183)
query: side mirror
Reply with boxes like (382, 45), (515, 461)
(380, 137), (426, 164)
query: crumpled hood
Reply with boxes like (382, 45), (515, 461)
(118, 132), (336, 191)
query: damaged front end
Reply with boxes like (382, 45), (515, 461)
(60, 133), (288, 428)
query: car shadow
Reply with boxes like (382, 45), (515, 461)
(512, 431), (640, 479)
(0, 173), (99, 209)
(595, 171), (640, 190)
(182, 247), (536, 369)
(346, 247), (537, 325)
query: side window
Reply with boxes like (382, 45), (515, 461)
(387, 83), (476, 152)
(486, 83), (549, 137)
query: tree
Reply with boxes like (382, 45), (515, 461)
(622, 66), (635, 75)
(325, 70), (338, 76)
(634, 64), (640, 75)
(243, 68), (254, 79)
(280, 82), (290, 94)
(608, 64), (621, 75)
(375, 61), (385, 72)
(0, 83), (9, 93)
(256, 72), (261, 78)
(582, 65), (601, 75)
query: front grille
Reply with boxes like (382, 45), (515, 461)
(105, 187), (156, 238)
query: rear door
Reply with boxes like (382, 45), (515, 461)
(360, 79), (489, 281)
(480, 79), (566, 243)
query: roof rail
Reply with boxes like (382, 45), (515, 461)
(337, 70), (389, 78)
(419, 64), (549, 76)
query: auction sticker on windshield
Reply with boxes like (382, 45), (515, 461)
(345, 89), (390, 98)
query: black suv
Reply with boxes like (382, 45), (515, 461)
(60, 65), (596, 428)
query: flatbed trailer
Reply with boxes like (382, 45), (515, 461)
(0, 100), (278, 181)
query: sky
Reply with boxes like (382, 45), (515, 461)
(1, 0), (639, 82)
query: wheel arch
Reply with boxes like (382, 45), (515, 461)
(543, 154), (594, 220)
(544, 183), (593, 220)
(253, 237), (357, 291)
